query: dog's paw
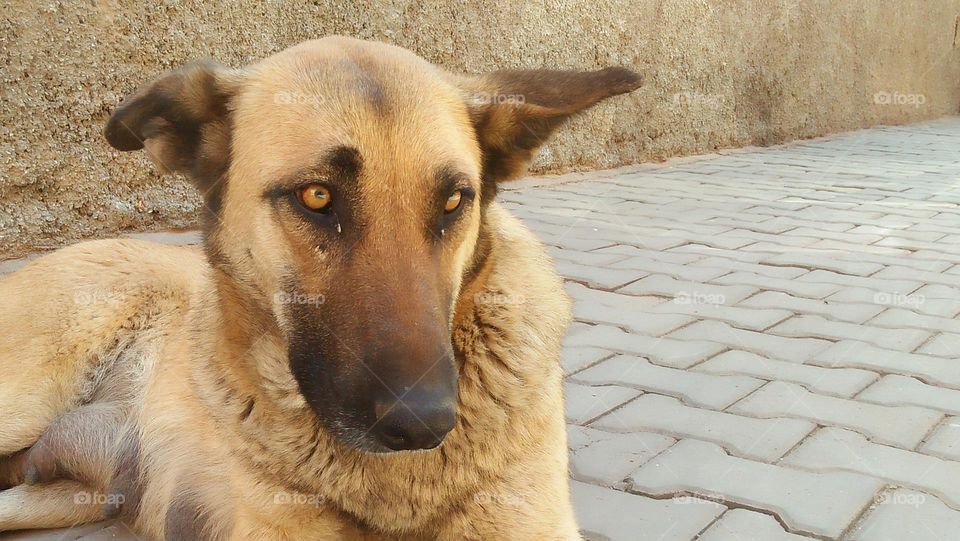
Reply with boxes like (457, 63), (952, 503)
(21, 442), (61, 485)
(0, 450), (29, 490)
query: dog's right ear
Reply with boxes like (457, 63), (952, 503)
(105, 61), (240, 191)
(455, 67), (643, 185)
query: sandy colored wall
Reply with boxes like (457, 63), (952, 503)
(2, 0), (959, 258)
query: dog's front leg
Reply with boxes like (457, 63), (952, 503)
(5, 401), (129, 489)
(0, 480), (106, 532)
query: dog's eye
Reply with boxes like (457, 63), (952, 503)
(298, 184), (332, 213)
(444, 190), (464, 214)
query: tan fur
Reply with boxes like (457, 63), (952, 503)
(0, 37), (641, 540)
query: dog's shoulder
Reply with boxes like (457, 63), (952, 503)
(0, 238), (212, 351)
(4, 237), (210, 290)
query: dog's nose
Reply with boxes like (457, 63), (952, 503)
(373, 394), (456, 451)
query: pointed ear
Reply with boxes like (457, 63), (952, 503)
(104, 61), (240, 193)
(459, 67), (643, 183)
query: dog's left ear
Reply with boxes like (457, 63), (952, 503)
(458, 67), (643, 183)
(104, 61), (241, 192)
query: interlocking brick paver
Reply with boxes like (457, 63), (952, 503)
(920, 418), (960, 461)
(713, 271), (843, 299)
(849, 489), (960, 541)
(715, 229), (820, 249)
(868, 308), (960, 334)
(565, 283), (693, 336)
(917, 333), (960, 357)
(668, 320), (832, 363)
(738, 290), (885, 324)
(912, 284), (960, 300)
(571, 481), (725, 541)
(758, 251), (884, 276)
(688, 256), (807, 279)
(0, 256), (34, 275)
(728, 381), (941, 448)
(768, 314), (930, 351)
(564, 382), (641, 425)
(849, 225), (945, 242)
(826, 286), (960, 318)
(782, 226), (884, 245)
(784, 427), (960, 508)
(801, 238), (910, 256)
(561, 346), (614, 375)
(618, 274), (758, 304)
(874, 265), (960, 288)
(694, 350), (877, 397)
(593, 244), (702, 265)
(650, 300), (792, 331)
(667, 243), (768, 263)
(796, 269), (923, 296)
(698, 509), (815, 541)
(592, 394), (814, 461)
(609, 255), (730, 282)
(912, 249), (960, 264)
(554, 259), (646, 289)
(811, 340), (960, 388)
(567, 426), (675, 486)
(124, 230), (202, 245)
(627, 439), (885, 538)
(574, 355), (763, 409)
(0, 522), (119, 540)
(858, 375), (960, 415)
(547, 246), (628, 267)
(877, 236), (960, 256)
(564, 323), (726, 368)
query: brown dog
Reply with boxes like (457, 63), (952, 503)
(0, 36), (641, 539)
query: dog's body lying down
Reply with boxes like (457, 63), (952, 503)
(0, 37), (640, 540)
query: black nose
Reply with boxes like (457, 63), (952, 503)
(373, 394), (456, 451)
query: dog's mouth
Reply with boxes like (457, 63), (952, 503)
(288, 344), (459, 454)
(310, 399), (457, 454)
(333, 425), (448, 455)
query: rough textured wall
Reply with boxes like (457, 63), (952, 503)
(2, 0), (959, 258)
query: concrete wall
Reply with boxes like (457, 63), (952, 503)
(2, 0), (959, 258)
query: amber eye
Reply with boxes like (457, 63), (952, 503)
(298, 184), (332, 212)
(444, 190), (463, 213)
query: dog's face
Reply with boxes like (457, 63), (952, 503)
(105, 37), (641, 453)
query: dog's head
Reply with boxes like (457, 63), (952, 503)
(105, 37), (641, 453)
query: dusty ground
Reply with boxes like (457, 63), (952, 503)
(3, 1), (960, 258)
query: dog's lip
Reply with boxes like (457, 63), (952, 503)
(361, 438), (446, 455)
(326, 424), (445, 455)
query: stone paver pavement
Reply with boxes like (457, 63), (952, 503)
(510, 117), (960, 541)
(3, 118), (960, 539)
